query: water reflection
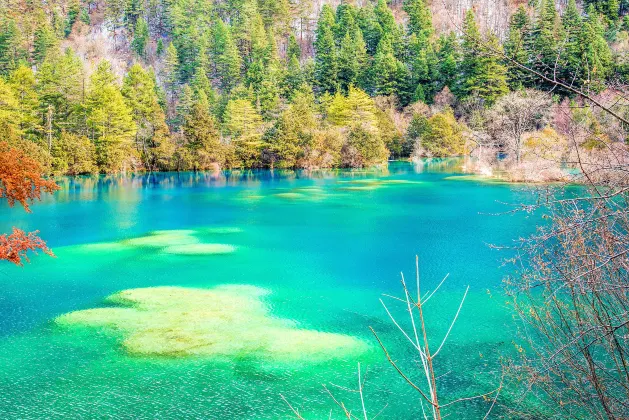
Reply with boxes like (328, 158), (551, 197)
(52, 159), (468, 196)
(411, 157), (467, 174)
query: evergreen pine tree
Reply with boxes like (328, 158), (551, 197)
(65, 0), (81, 36)
(314, 5), (339, 94)
(245, 14), (269, 96)
(125, 0), (143, 30)
(0, 78), (25, 140)
(191, 64), (217, 107)
(404, 0), (435, 100)
(183, 94), (223, 170)
(212, 20), (242, 91)
(122, 63), (169, 166)
(33, 20), (58, 65)
(156, 39), (165, 56)
(335, 4), (357, 41)
(370, 34), (401, 96)
(37, 48), (84, 133)
(338, 28), (367, 92)
(270, 85), (318, 168)
(374, 0), (403, 56)
(173, 25), (201, 80)
(458, 10), (508, 105)
(406, 33), (439, 103)
(164, 42), (180, 100)
(375, 0), (396, 38)
(257, 29), (281, 116)
(287, 34), (301, 62)
(356, 6), (383, 55)
(459, 9), (483, 97)
(580, 6), (613, 91)
(131, 17), (149, 57)
(224, 98), (264, 167)
(258, 0), (290, 32)
(8, 64), (41, 139)
(80, 8), (91, 25)
(175, 84), (195, 128)
(587, 0), (621, 20)
(504, 6), (532, 89)
(8, 65), (40, 140)
(436, 32), (459, 91)
(0, 18), (22, 75)
(607, 0), (620, 20)
(531, 0), (564, 84)
(85, 61), (137, 172)
(403, 0), (433, 42)
(561, 0), (582, 84)
(479, 34), (510, 104)
(282, 35), (304, 97)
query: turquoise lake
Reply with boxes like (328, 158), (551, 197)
(0, 160), (539, 419)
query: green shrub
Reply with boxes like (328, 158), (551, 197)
(412, 109), (466, 157)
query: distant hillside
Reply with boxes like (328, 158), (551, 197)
(0, 0), (626, 174)
(1, 0), (612, 79)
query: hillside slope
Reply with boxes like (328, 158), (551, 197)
(0, 0), (626, 174)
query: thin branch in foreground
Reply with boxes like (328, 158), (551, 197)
(369, 326), (435, 405)
(483, 372), (505, 420)
(371, 259), (504, 419)
(283, 259), (503, 419)
(433, 285), (470, 358)
(358, 363), (368, 420)
(280, 394), (306, 420)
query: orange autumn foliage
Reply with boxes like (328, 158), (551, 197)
(0, 142), (60, 266)
(0, 142), (59, 211)
(0, 228), (53, 266)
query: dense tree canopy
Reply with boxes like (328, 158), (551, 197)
(1, 0), (628, 172)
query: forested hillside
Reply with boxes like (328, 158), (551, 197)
(1, 0), (628, 173)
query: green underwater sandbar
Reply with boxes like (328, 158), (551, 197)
(55, 285), (369, 361)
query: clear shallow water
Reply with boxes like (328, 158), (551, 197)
(0, 160), (539, 419)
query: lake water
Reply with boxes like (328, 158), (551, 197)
(0, 160), (539, 419)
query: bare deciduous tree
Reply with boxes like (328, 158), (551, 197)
(500, 100), (629, 417)
(487, 89), (553, 164)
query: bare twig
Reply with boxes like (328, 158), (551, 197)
(433, 285), (470, 358)
(281, 394), (306, 420)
